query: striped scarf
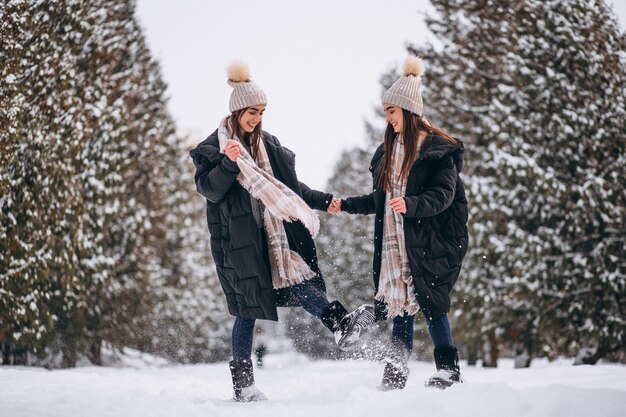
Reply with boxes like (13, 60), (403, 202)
(375, 134), (422, 318)
(217, 117), (319, 289)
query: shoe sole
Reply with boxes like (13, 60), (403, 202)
(425, 378), (462, 389)
(337, 306), (374, 350)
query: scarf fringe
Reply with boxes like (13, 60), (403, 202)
(374, 288), (420, 318)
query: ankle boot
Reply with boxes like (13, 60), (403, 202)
(379, 340), (411, 391)
(229, 359), (267, 402)
(425, 346), (463, 389)
(380, 362), (409, 391)
(320, 301), (375, 350)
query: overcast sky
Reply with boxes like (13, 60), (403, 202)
(136, 0), (626, 191)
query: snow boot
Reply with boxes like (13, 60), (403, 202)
(229, 359), (267, 402)
(380, 362), (410, 391)
(425, 346), (463, 389)
(336, 304), (376, 350)
(379, 340), (411, 391)
(321, 301), (375, 350)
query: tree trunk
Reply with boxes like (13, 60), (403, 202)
(88, 337), (103, 366)
(61, 345), (77, 368)
(466, 343), (479, 366)
(514, 348), (531, 368)
(2, 344), (9, 365)
(514, 337), (533, 368)
(482, 331), (499, 368)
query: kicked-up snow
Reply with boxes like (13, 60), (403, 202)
(1, 353), (624, 417)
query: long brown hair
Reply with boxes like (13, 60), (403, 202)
(376, 109), (456, 192)
(228, 108), (263, 160)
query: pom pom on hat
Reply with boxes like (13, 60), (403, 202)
(403, 56), (425, 77)
(227, 61), (250, 83)
(226, 60), (267, 112)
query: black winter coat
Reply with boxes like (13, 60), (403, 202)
(342, 135), (468, 321)
(190, 130), (333, 321)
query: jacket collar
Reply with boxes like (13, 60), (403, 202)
(370, 134), (465, 173)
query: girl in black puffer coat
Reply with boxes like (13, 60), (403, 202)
(190, 63), (373, 402)
(338, 57), (468, 390)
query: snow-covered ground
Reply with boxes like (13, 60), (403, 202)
(2, 352), (625, 417)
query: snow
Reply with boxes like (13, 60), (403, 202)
(2, 353), (624, 417)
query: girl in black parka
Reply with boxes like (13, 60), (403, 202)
(338, 57), (468, 389)
(190, 63), (372, 402)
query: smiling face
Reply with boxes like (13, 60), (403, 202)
(238, 105), (266, 133)
(384, 104), (404, 133)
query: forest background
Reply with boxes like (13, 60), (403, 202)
(1, 0), (624, 369)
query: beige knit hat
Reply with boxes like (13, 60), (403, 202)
(382, 56), (425, 116)
(226, 62), (267, 112)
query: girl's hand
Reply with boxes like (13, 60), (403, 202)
(327, 198), (342, 214)
(389, 197), (406, 214)
(225, 141), (241, 161)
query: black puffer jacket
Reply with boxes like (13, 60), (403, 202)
(190, 130), (333, 321)
(342, 135), (468, 321)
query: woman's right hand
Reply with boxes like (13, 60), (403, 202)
(225, 141), (241, 161)
(327, 198), (342, 214)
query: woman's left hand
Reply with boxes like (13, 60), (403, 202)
(389, 197), (406, 214)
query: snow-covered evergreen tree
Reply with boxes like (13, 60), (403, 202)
(1, 0), (231, 366)
(409, 0), (626, 364)
(1, 0), (100, 365)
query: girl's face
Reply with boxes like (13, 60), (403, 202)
(238, 105), (266, 133)
(384, 104), (404, 133)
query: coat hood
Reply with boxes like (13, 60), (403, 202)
(420, 135), (465, 173)
(189, 129), (221, 163)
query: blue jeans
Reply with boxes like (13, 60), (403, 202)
(231, 281), (330, 361)
(392, 312), (453, 353)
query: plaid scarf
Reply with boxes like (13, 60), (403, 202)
(375, 134), (422, 318)
(217, 117), (319, 289)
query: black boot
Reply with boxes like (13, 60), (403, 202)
(320, 301), (348, 333)
(379, 340), (411, 391)
(320, 301), (375, 350)
(229, 359), (267, 402)
(425, 346), (463, 389)
(380, 362), (409, 390)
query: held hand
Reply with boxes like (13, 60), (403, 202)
(389, 197), (406, 214)
(224, 141), (241, 162)
(327, 198), (342, 215)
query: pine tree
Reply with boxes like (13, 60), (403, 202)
(408, 0), (626, 364)
(1, 0), (231, 366)
(1, 0), (98, 365)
